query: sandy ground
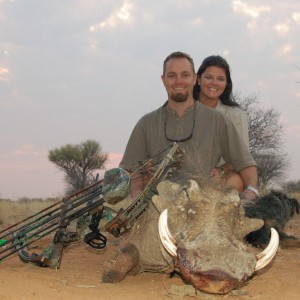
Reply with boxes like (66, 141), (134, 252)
(0, 215), (300, 300)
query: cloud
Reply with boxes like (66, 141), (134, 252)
(12, 144), (47, 157)
(89, 0), (134, 31)
(0, 66), (9, 83)
(190, 17), (204, 27)
(222, 49), (230, 57)
(231, 1), (271, 31)
(0, 144), (51, 175)
(231, 1), (270, 18)
(0, 144), (48, 169)
(292, 12), (300, 24)
(274, 23), (290, 35)
(0, 0), (15, 3)
(275, 44), (292, 56)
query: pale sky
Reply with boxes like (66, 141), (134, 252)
(0, 0), (300, 200)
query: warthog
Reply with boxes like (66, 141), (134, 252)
(102, 179), (298, 294)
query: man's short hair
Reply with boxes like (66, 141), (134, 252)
(163, 51), (195, 75)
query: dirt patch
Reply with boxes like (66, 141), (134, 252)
(0, 216), (300, 300)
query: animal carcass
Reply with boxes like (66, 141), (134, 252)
(102, 179), (281, 294)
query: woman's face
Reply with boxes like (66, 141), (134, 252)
(198, 66), (227, 101)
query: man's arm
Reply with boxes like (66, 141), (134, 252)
(119, 117), (150, 199)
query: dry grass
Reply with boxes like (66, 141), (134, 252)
(0, 198), (59, 225)
(289, 191), (300, 202)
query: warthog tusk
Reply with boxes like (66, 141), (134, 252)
(158, 209), (177, 257)
(255, 227), (279, 271)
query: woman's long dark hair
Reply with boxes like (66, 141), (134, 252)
(193, 55), (239, 107)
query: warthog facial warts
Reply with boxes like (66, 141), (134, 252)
(102, 179), (293, 294)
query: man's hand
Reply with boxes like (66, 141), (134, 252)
(142, 160), (155, 185)
(129, 172), (143, 199)
(129, 160), (154, 199)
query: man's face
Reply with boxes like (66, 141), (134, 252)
(161, 58), (196, 103)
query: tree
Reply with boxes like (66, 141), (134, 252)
(49, 140), (108, 195)
(282, 179), (300, 193)
(236, 95), (290, 190)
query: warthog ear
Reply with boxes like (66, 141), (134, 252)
(152, 180), (182, 213)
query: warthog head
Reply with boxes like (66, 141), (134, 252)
(153, 179), (279, 294)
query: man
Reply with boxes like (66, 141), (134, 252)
(119, 51), (258, 200)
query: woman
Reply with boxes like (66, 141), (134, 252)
(193, 55), (250, 192)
